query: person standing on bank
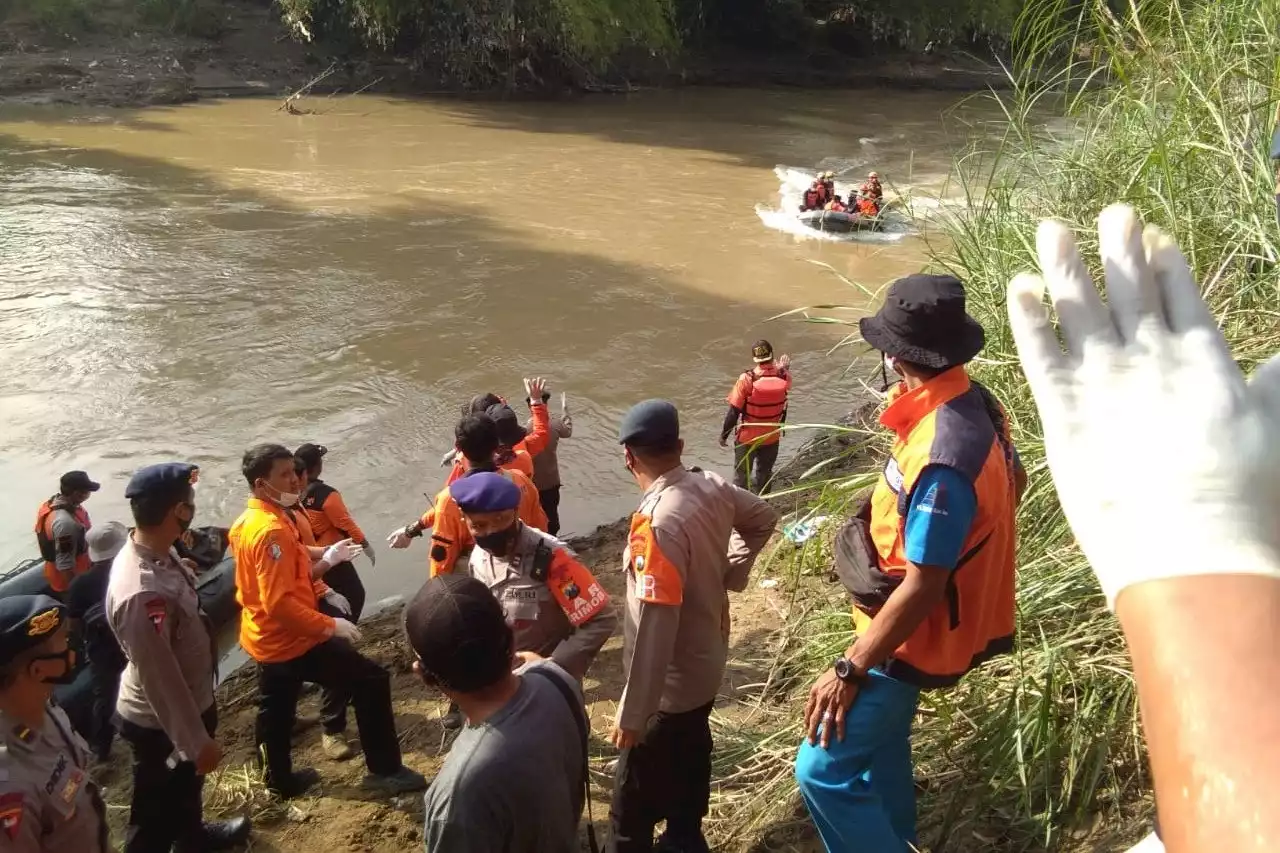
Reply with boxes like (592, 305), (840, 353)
(794, 274), (1024, 852)
(720, 341), (792, 495)
(106, 463), (251, 853)
(33, 470), (99, 596)
(0, 595), (110, 852)
(612, 400), (780, 853)
(66, 521), (129, 762)
(529, 387), (574, 536)
(230, 444), (426, 799)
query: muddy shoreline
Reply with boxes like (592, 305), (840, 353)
(0, 1), (1010, 109)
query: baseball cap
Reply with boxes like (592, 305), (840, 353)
(404, 575), (512, 693)
(752, 340), (774, 363)
(59, 471), (100, 495)
(87, 521), (129, 563)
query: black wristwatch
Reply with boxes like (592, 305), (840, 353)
(833, 657), (867, 685)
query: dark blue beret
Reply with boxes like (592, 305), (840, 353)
(450, 472), (521, 513)
(0, 595), (66, 661)
(618, 399), (680, 447)
(124, 462), (199, 500)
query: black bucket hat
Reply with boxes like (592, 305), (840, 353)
(858, 274), (985, 369)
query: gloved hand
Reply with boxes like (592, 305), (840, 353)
(439, 449), (457, 468)
(1008, 204), (1280, 610)
(362, 541), (376, 566)
(524, 376), (547, 402)
(332, 618), (362, 643)
(321, 538), (361, 567)
(323, 590), (352, 616)
(387, 527), (412, 549)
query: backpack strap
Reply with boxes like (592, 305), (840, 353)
(525, 667), (599, 853)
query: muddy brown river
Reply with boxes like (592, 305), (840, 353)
(0, 88), (982, 604)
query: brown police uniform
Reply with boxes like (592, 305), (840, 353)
(467, 523), (616, 680)
(611, 466), (778, 852)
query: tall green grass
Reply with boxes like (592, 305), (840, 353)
(707, 0), (1280, 850)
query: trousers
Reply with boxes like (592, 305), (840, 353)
(120, 705), (217, 853)
(318, 561), (366, 735)
(733, 440), (780, 494)
(256, 637), (401, 787)
(794, 670), (921, 852)
(539, 486), (562, 536)
(88, 659), (123, 759)
(608, 701), (714, 853)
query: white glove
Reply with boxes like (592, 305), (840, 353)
(1008, 204), (1280, 610)
(439, 449), (457, 468)
(323, 590), (352, 616)
(387, 527), (412, 549)
(321, 538), (361, 567)
(332, 618), (362, 643)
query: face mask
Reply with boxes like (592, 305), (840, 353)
(261, 481), (300, 508)
(475, 523), (519, 558)
(883, 353), (898, 376)
(33, 649), (76, 685)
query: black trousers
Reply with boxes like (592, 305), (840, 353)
(88, 659), (124, 759)
(539, 486), (562, 536)
(318, 561), (366, 735)
(733, 440), (780, 494)
(256, 637), (401, 787)
(609, 701), (714, 853)
(120, 705), (217, 853)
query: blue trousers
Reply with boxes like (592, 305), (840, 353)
(794, 670), (921, 852)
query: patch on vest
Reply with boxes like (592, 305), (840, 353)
(883, 457), (905, 493)
(0, 793), (22, 839)
(267, 542), (282, 561)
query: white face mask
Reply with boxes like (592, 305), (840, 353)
(262, 481), (300, 508)
(883, 353), (899, 377)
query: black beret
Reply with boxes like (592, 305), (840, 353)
(0, 595), (66, 661)
(618, 399), (680, 447)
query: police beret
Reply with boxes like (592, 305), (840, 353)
(618, 399), (680, 447)
(449, 472), (521, 513)
(124, 462), (199, 500)
(0, 595), (65, 661)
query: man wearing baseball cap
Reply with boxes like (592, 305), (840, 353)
(720, 340), (793, 494)
(0, 594), (110, 851)
(795, 274), (1025, 851)
(407, 574), (591, 853)
(33, 470), (99, 594)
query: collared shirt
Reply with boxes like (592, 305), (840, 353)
(0, 704), (108, 852)
(231, 498), (335, 664)
(106, 535), (216, 761)
(468, 524), (615, 680)
(530, 415), (573, 491)
(617, 467), (778, 732)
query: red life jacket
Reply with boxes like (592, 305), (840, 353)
(34, 497), (91, 592)
(738, 367), (789, 445)
(803, 189), (822, 211)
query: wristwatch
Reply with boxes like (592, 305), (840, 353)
(833, 657), (867, 685)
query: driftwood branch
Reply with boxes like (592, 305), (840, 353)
(278, 62), (337, 114)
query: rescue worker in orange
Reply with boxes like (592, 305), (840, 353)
(794, 274), (1026, 852)
(720, 340), (792, 494)
(824, 196), (848, 213)
(440, 384), (552, 484)
(34, 471), (99, 595)
(800, 185), (824, 212)
(855, 171), (884, 217)
(230, 444), (426, 799)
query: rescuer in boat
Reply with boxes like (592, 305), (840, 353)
(854, 171), (884, 217)
(34, 471), (99, 596)
(801, 171), (835, 211)
(825, 195), (849, 213)
(720, 341), (792, 494)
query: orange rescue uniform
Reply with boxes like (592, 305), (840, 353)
(444, 400), (552, 485)
(301, 480), (367, 547)
(421, 468), (547, 577)
(726, 363), (792, 446)
(231, 498), (336, 664)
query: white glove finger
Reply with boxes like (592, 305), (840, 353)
(1036, 218), (1119, 356)
(1141, 225), (1215, 334)
(1098, 204), (1166, 344)
(1007, 272), (1070, 424)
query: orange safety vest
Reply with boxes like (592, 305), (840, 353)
(860, 366), (1016, 689)
(734, 366), (790, 446)
(424, 468), (548, 577)
(34, 498), (91, 592)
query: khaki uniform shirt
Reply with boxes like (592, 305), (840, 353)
(531, 415), (573, 491)
(617, 467), (778, 732)
(106, 536), (216, 761)
(0, 704), (108, 852)
(468, 524), (616, 681)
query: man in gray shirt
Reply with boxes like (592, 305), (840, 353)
(404, 574), (588, 853)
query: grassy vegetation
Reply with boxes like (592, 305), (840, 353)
(702, 0), (1280, 850)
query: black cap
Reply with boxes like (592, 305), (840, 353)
(618, 399), (680, 447)
(0, 595), (66, 662)
(404, 575), (512, 693)
(858, 274), (985, 369)
(752, 340), (774, 363)
(294, 443), (328, 468)
(124, 463), (198, 500)
(59, 471), (100, 495)
(485, 404), (528, 447)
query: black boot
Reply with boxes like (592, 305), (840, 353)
(267, 767), (321, 800)
(174, 816), (253, 852)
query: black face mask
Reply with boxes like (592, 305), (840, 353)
(475, 523), (519, 558)
(33, 649), (76, 685)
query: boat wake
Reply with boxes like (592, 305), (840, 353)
(756, 165), (917, 244)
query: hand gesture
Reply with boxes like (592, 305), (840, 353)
(524, 377), (547, 402)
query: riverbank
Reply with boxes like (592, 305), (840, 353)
(0, 0), (1010, 108)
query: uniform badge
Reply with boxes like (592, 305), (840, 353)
(12, 726), (32, 744)
(27, 608), (60, 637)
(633, 555), (646, 573)
(0, 792), (22, 840)
(268, 542), (282, 560)
(145, 598), (166, 633)
(60, 769), (84, 804)
(560, 580), (580, 599)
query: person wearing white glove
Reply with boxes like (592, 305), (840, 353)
(331, 618), (361, 643)
(1008, 205), (1280, 853)
(322, 590), (352, 617)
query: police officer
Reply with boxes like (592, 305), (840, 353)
(106, 462), (251, 853)
(0, 595), (109, 852)
(610, 400), (779, 853)
(451, 472), (616, 681)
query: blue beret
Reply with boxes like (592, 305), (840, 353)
(450, 472), (521, 513)
(0, 595), (66, 661)
(124, 462), (199, 500)
(618, 399), (680, 447)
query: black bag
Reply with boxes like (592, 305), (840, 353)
(829, 498), (901, 614)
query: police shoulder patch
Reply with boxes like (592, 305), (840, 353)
(0, 791), (23, 840)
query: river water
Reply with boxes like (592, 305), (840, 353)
(0, 87), (979, 604)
